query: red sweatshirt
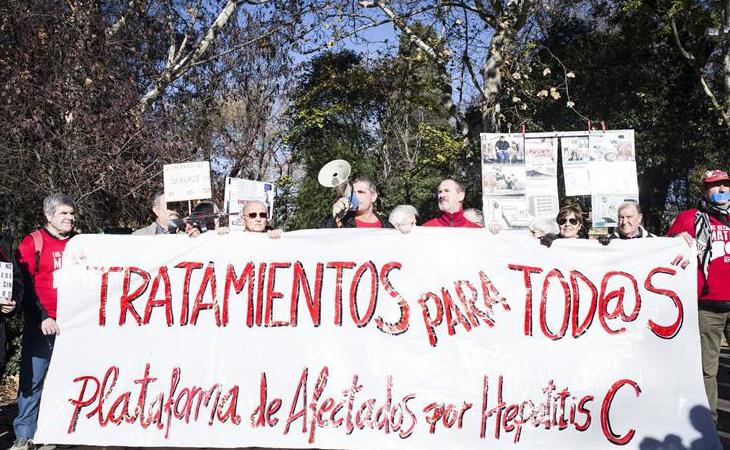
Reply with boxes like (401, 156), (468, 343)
(16, 228), (72, 320)
(666, 208), (730, 302)
(423, 209), (481, 228)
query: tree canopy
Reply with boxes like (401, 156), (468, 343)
(0, 0), (728, 235)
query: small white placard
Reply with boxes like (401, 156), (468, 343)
(0, 262), (13, 299)
(163, 161), (212, 202)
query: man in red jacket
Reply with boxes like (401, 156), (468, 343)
(423, 179), (481, 228)
(11, 193), (75, 450)
(666, 169), (730, 424)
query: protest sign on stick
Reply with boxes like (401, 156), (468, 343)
(36, 231), (718, 449)
(163, 161), (212, 202)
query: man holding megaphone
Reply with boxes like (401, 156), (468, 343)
(318, 160), (393, 229)
(325, 176), (393, 229)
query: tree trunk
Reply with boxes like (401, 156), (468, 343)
(480, 0), (532, 132)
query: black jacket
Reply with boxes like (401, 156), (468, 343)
(323, 211), (394, 229)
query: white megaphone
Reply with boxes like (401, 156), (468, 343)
(317, 159), (360, 218)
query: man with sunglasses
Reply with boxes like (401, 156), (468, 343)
(666, 169), (730, 424)
(242, 201), (282, 239)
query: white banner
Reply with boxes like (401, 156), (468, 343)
(36, 230), (720, 449)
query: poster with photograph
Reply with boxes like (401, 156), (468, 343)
(224, 177), (275, 232)
(561, 131), (638, 198)
(524, 137), (558, 178)
(588, 130), (635, 162)
(561, 136), (590, 165)
(480, 134), (525, 164)
(591, 193), (639, 228)
(561, 136), (591, 196)
(482, 165), (527, 195)
(482, 195), (531, 229)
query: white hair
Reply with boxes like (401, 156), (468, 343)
(529, 217), (559, 236)
(389, 204), (418, 226)
(463, 208), (484, 226)
(43, 193), (75, 218)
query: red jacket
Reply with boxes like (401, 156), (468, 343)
(16, 228), (72, 320)
(666, 209), (730, 302)
(423, 209), (481, 228)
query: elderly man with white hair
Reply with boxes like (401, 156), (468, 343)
(12, 194), (76, 450)
(528, 217), (560, 239)
(389, 204), (419, 233)
(612, 201), (655, 239)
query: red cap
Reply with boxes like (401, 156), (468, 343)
(702, 169), (730, 184)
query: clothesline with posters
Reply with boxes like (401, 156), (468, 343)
(480, 130), (639, 229)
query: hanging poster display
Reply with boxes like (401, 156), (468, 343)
(481, 134), (558, 229)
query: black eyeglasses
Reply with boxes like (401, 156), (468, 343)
(558, 217), (579, 226)
(246, 212), (267, 219)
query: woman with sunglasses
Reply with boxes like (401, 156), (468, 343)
(556, 205), (584, 239)
(540, 205), (584, 247)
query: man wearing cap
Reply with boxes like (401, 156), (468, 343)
(423, 179), (481, 228)
(666, 169), (730, 423)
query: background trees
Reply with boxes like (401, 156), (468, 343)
(0, 0), (728, 236)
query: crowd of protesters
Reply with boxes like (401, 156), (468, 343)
(1, 168), (729, 450)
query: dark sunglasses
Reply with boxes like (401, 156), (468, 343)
(246, 212), (268, 219)
(558, 217), (579, 226)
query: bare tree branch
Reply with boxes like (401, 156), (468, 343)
(670, 16), (730, 123)
(105, 0), (141, 37)
(138, 0), (242, 114)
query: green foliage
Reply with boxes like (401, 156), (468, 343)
(527, 0), (729, 232)
(284, 44), (469, 228)
(3, 313), (23, 379)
